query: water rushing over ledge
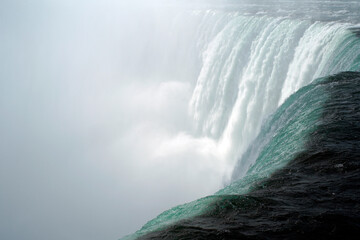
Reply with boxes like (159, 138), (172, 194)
(126, 72), (360, 239)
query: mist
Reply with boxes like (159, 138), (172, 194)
(0, 0), (227, 239)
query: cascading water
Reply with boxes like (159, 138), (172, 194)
(189, 11), (360, 181)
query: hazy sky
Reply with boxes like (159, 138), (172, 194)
(4, 0), (360, 239)
(0, 1), (225, 239)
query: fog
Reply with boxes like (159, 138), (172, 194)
(0, 0), (226, 239)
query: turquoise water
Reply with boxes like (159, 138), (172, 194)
(133, 72), (360, 239)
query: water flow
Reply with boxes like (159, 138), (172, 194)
(189, 12), (360, 182)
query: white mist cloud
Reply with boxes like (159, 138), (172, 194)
(0, 1), (224, 239)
